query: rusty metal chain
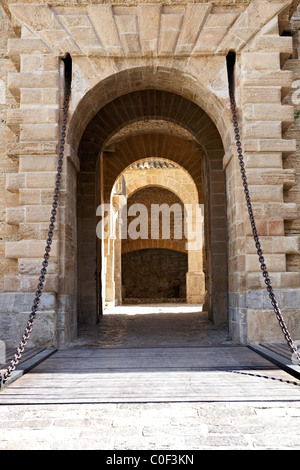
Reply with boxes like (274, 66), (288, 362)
(0, 83), (71, 389)
(229, 86), (300, 366)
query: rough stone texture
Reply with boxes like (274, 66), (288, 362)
(2, 401), (300, 450)
(0, 0), (300, 348)
(122, 249), (188, 301)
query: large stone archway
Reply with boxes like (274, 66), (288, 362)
(1, 1), (299, 349)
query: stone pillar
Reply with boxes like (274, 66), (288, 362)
(185, 206), (205, 304)
(186, 271), (205, 304)
(105, 236), (116, 305)
(114, 233), (122, 305)
(3, 36), (62, 346)
(103, 191), (126, 307)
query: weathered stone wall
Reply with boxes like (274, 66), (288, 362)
(0, 4), (18, 295)
(0, 6), (61, 347)
(122, 249), (188, 302)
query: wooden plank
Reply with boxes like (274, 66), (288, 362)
(1, 346), (300, 404)
(260, 342), (292, 360)
(32, 346), (279, 371)
(1, 371), (300, 404)
(0, 349), (57, 389)
(0, 347), (45, 369)
(250, 343), (300, 380)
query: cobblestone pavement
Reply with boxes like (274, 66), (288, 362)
(1, 401), (300, 450)
(71, 305), (230, 348)
(1, 305), (300, 451)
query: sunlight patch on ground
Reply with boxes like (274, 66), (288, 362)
(104, 303), (204, 315)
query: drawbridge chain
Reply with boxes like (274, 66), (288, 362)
(0, 80), (71, 389)
(229, 77), (300, 366)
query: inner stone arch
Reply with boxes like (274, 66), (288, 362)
(102, 158), (203, 308)
(68, 65), (232, 156)
(122, 185), (189, 304)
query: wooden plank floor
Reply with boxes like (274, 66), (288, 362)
(1, 346), (300, 404)
(260, 342), (293, 360)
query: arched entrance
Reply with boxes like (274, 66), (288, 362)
(73, 70), (228, 332)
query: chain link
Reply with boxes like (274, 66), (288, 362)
(0, 84), (71, 389)
(229, 87), (300, 366)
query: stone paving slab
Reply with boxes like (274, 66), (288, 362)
(1, 401), (300, 450)
(1, 345), (300, 450)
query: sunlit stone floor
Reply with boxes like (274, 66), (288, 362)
(71, 304), (230, 348)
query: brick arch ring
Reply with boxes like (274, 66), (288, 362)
(117, 157), (199, 207)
